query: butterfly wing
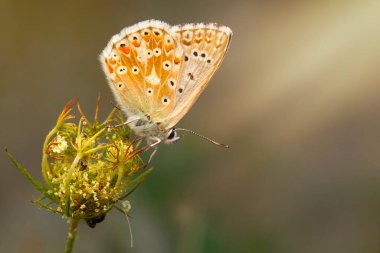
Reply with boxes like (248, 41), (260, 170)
(160, 23), (232, 129)
(100, 20), (184, 125)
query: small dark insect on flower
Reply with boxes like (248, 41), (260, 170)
(86, 214), (106, 228)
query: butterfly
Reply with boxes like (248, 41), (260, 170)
(100, 20), (232, 157)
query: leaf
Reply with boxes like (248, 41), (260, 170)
(5, 149), (47, 194)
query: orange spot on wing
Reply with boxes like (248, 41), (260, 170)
(142, 35), (151, 42)
(132, 41), (140, 47)
(165, 44), (174, 52)
(153, 34), (162, 41)
(105, 61), (113, 73)
(118, 45), (130, 54)
(108, 58), (116, 65)
(174, 57), (181, 64)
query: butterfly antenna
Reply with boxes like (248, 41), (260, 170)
(121, 200), (134, 248)
(176, 128), (229, 148)
(125, 213), (134, 248)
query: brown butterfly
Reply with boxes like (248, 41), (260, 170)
(100, 20), (232, 159)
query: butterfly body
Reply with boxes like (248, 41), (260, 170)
(100, 20), (232, 146)
(126, 116), (177, 145)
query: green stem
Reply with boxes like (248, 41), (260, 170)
(41, 127), (58, 184)
(113, 163), (126, 192)
(65, 218), (79, 253)
(63, 153), (82, 216)
(83, 144), (108, 156)
(6, 149), (47, 193)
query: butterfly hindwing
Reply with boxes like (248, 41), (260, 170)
(161, 23), (232, 129)
(100, 20), (184, 122)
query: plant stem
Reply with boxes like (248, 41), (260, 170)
(65, 218), (79, 253)
(42, 127), (58, 184)
(6, 149), (47, 193)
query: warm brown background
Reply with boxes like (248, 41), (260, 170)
(1, 0), (380, 252)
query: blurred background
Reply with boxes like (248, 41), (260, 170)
(1, 0), (380, 252)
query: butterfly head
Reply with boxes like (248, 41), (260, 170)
(163, 127), (180, 144)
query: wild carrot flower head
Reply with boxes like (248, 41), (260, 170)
(8, 99), (152, 228)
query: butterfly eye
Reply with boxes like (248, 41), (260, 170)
(146, 88), (153, 96)
(117, 66), (127, 75)
(167, 129), (176, 140)
(153, 48), (162, 56)
(168, 78), (176, 89)
(161, 96), (170, 105)
(132, 66), (139, 74)
(165, 128), (180, 143)
(163, 61), (172, 71)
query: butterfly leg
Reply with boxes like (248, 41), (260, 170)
(148, 146), (158, 164)
(148, 137), (161, 148)
(110, 117), (140, 128)
(146, 137), (161, 164)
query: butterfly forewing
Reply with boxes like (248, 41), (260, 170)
(162, 23), (232, 129)
(100, 20), (232, 141)
(100, 20), (184, 122)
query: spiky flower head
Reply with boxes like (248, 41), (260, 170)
(8, 99), (152, 228)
